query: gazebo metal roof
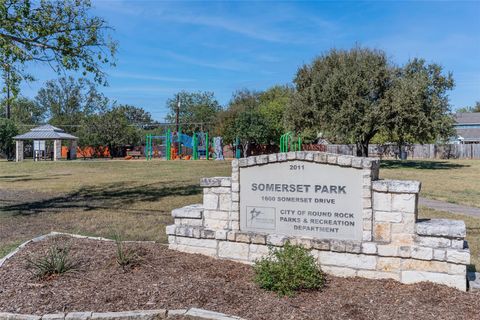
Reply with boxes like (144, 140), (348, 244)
(13, 124), (78, 140)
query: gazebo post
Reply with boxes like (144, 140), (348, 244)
(15, 140), (24, 162)
(53, 140), (62, 161)
(69, 140), (77, 160)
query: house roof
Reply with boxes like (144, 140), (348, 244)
(13, 124), (78, 140)
(454, 112), (480, 125)
(456, 128), (480, 142)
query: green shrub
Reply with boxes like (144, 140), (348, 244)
(26, 243), (78, 278)
(253, 241), (325, 296)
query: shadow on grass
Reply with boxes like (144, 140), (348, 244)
(380, 160), (469, 170)
(0, 181), (201, 216)
(0, 173), (72, 183)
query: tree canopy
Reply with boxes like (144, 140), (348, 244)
(286, 47), (455, 156)
(457, 101), (480, 113)
(0, 117), (17, 158)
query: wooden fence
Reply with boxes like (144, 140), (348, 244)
(324, 144), (480, 160)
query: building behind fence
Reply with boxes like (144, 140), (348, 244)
(324, 144), (480, 160)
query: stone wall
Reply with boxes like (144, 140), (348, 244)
(167, 152), (470, 291)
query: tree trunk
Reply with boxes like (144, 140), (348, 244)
(356, 142), (369, 157)
(242, 142), (249, 158)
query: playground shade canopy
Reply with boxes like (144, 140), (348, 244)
(13, 124), (78, 140)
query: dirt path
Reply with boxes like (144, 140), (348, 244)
(419, 197), (480, 218)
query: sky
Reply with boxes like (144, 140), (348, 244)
(20, 0), (480, 121)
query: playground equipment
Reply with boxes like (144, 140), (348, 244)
(280, 132), (302, 152)
(145, 129), (210, 160)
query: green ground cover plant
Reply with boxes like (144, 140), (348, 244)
(26, 242), (78, 278)
(254, 242), (325, 296)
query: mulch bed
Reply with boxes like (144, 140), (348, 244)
(0, 235), (478, 320)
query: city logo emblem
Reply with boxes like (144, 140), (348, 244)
(246, 206), (276, 230)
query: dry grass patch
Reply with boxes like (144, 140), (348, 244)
(380, 159), (480, 208)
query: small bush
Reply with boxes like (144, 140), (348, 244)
(114, 234), (138, 270)
(253, 241), (325, 296)
(26, 243), (78, 278)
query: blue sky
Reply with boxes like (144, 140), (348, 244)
(21, 0), (480, 121)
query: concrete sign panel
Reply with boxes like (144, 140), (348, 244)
(240, 160), (363, 240)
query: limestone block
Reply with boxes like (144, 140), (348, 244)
(230, 221), (240, 230)
(256, 155), (269, 164)
(277, 152), (288, 161)
(433, 249), (446, 261)
(204, 219), (229, 230)
(391, 234), (415, 246)
(268, 153), (278, 162)
(330, 240), (346, 252)
(401, 259), (449, 273)
(398, 246), (411, 258)
(321, 265), (357, 277)
(175, 226), (195, 238)
(203, 210), (229, 220)
(231, 182), (239, 192)
(377, 245), (398, 257)
(165, 225), (176, 235)
(351, 157), (363, 169)
(210, 187), (231, 194)
(373, 192), (392, 211)
(377, 257), (401, 272)
(448, 263), (466, 275)
(251, 234), (266, 245)
(292, 237), (313, 249)
(287, 151), (296, 160)
(451, 239), (465, 249)
(362, 208), (373, 220)
(231, 201), (240, 211)
(173, 244), (217, 257)
(172, 204), (203, 219)
(296, 151), (306, 160)
(401, 271), (466, 291)
(344, 241), (362, 253)
(391, 193), (416, 213)
(318, 251), (377, 270)
(327, 154), (337, 165)
(215, 230), (227, 240)
(337, 155), (352, 167)
(267, 234), (288, 246)
(416, 219), (466, 238)
(91, 310), (167, 320)
(313, 153), (327, 163)
(228, 211), (239, 221)
(175, 237), (218, 249)
(174, 218), (203, 227)
(231, 192), (239, 202)
(311, 239), (330, 251)
(200, 229), (215, 239)
(231, 158), (239, 169)
(231, 171), (239, 182)
(218, 241), (249, 261)
(200, 177), (231, 187)
(375, 211), (402, 223)
(235, 232), (251, 243)
(372, 180), (421, 193)
(391, 214), (416, 234)
(363, 219), (372, 231)
(362, 158), (377, 169)
(373, 222), (391, 242)
(203, 194), (218, 210)
(305, 152), (314, 161)
(363, 197), (372, 209)
(446, 249), (470, 264)
(0, 314), (41, 320)
(42, 314), (65, 320)
(249, 244), (269, 262)
(226, 231), (236, 241)
(411, 247), (433, 260)
(247, 156), (256, 166)
(416, 236), (451, 248)
(362, 230), (372, 241)
(357, 270), (400, 281)
(65, 313), (92, 320)
(361, 242), (377, 254)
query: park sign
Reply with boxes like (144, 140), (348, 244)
(240, 160), (363, 240)
(167, 151), (471, 291)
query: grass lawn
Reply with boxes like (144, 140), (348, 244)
(1, 158), (479, 271)
(380, 159), (480, 208)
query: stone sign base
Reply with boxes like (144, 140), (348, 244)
(167, 152), (470, 291)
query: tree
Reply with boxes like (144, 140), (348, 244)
(286, 47), (392, 156)
(384, 59), (455, 155)
(0, 0), (116, 119)
(35, 76), (108, 135)
(165, 91), (221, 134)
(1, 96), (46, 124)
(457, 101), (480, 113)
(0, 117), (17, 159)
(228, 109), (271, 158)
(258, 85), (293, 141)
(78, 106), (147, 157)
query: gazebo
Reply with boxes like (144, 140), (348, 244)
(13, 124), (78, 162)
